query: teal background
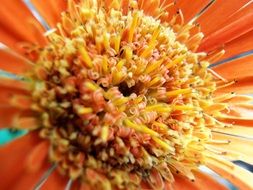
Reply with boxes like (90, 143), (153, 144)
(0, 129), (27, 145)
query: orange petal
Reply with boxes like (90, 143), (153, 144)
(172, 171), (227, 190)
(79, 183), (93, 190)
(0, 107), (25, 129)
(220, 30), (253, 61)
(9, 95), (33, 110)
(0, 132), (42, 190)
(210, 133), (253, 164)
(25, 141), (49, 172)
(0, 78), (30, 91)
(225, 104), (253, 118)
(0, 106), (37, 130)
(223, 95), (253, 104)
(212, 1), (253, 33)
(176, 0), (210, 23)
(41, 170), (69, 190)
(213, 55), (253, 79)
(0, 48), (33, 75)
(216, 76), (253, 94)
(0, 78), (30, 107)
(139, 0), (160, 16)
(0, 79), (36, 129)
(0, 0), (45, 50)
(214, 2), (253, 59)
(121, 0), (130, 15)
(218, 115), (253, 127)
(14, 117), (39, 130)
(205, 155), (253, 190)
(30, 0), (67, 28)
(213, 125), (253, 139)
(199, 1), (253, 52)
(197, 0), (250, 36)
(147, 168), (164, 190)
(0, 92), (32, 110)
(10, 162), (51, 190)
(140, 180), (153, 190)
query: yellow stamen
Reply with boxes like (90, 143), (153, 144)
(147, 76), (162, 87)
(173, 105), (195, 111)
(113, 97), (129, 106)
(113, 35), (121, 53)
(145, 104), (172, 113)
(166, 88), (192, 97)
(116, 59), (126, 70)
(128, 12), (139, 43)
(124, 119), (159, 137)
(85, 82), (99, 91)
(79, 46), (93, 68)
(80, 8), (95, 20)
(112, 70), (125, 85)
(144, 59), (164, 74)
(102, 56), (108, 73)
(166, 54), (186, 69)
(110, 0), (120, 10)
(124, 46), (133, 61)
(152, 121), (168, 130)
(77, 107), (93, 114)
(101, 125), (109, 142)
(103, 32), (110, 50)
(140, 27), (161, 58)
(152, 136), (175, 152)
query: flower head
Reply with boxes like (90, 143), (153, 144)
(0, 0), (253, 190)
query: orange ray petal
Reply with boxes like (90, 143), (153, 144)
(197, 0), (250, 36)
(0, 132), (42, 190)
(199, 2), (253, 52)
(223, 95), (253, 104)
(0, 78), (31, 107)
(25, 141), (49, 172)
(0, 48), (33, 75)
(225, 104), (253, 118)
(0, 107), (27, 129)
(213, 55), (253, 80)
(213, 125), (253, 139)
(10, 162), (50, 190)
(0, 0), (45, 50)
(121, 0), (130, 15)
(0, 93), (32, 112)
(172, 171), (227, 190)
(41, 170), (69, 190)
(205, 155), (253, 190)
(140, 179), (153, 190)
(0, 88), (23, 107)
(14, 116), (39, 130)
(216, 76), (253, 94)
(218, 115), (253, 127)
(139, 0), (160, 16)
(147, 168), (165, 189)
(79, 183), (93, 190)
(210, 133), (253, 164)
(0, 78), (30, 92)
(30, 0), (67, 28)
(219, 30), (253, 61)
(211, 2), (253, 59)
(0, 107), (17, 128)
(176, 0), (210, 23)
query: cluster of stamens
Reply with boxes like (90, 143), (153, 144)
(28, 0), (225, 189)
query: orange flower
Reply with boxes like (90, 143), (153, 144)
(0, 0), (253, 189)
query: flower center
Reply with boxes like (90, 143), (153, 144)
(28, 0), (221, 188)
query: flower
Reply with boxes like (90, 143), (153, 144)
(0, 0), (253, 189)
